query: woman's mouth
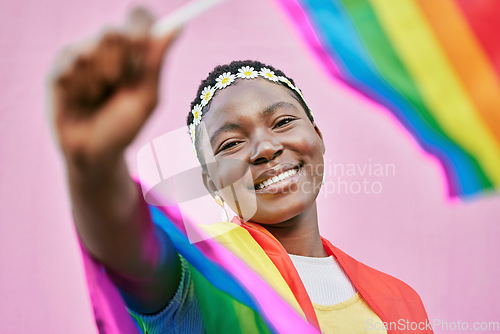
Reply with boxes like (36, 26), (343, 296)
(254, 166), (301, 191)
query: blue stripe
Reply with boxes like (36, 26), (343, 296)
(149, 206), (259, 310)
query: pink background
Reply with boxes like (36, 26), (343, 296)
(1, 0), (499, 332)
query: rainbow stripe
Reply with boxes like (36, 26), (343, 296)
(274, 0), (500, 198)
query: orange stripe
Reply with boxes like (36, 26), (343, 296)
(239, 220), (320, 330)
(417, 0), (500, 145)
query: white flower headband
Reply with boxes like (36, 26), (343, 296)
(189, 66), (313, 155)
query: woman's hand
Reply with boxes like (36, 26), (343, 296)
(50, 7), (179, 164)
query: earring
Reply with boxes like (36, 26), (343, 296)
(214, 195), (229, 222)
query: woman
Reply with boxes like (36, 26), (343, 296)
(51, 8), (431, 334)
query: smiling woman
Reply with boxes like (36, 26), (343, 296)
(191, 61), (325, 227)
(50, 8), (432, 334)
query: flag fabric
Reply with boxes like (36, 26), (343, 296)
(81, 200), (432, 333)
(80, 202), (320, 334)
(273, 0), (500, 198)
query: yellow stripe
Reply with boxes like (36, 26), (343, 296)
(199, 222), (306, 318)
(369, 0), (500, 187)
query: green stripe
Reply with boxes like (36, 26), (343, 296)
(338, 0), (493, 189)
(189, 264), (273, 334)
(129, 312), (148, 333)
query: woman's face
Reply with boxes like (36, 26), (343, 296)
(199, 77), (325, 224)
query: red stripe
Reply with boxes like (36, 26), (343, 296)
(322, 238), (433, 334)
(237, 216), (432, 333)
(455, 0), (500, 78)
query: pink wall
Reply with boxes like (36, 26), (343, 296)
(1, 0), (499, 332)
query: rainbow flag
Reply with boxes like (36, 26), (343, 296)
(80, 179), (431, 333)
(274, 0), (500, 198)
(82, 201), (431, 333)
(80, 201), (319, 333)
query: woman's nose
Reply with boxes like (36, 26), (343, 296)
(250, 136), (284, 164)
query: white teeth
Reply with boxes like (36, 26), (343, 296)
(256, 168), (299, 190)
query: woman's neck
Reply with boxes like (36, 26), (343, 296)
(261, 202), (328, 257)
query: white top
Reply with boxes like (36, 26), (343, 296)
(289, 254), (358, 306)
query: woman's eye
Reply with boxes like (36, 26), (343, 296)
(220, 141), (239, 152)
(275, 117), (295, 128)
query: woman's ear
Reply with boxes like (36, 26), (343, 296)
(314, 123), (325, 154)
(201, 168), (218, 198)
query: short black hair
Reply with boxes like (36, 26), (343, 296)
(187, 60), (314, 163)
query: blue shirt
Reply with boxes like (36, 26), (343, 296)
(128, 256), (205, 333)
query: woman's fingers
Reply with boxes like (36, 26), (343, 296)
(126, 7), (155, 37)
(50, 5), (181, 121)
(54, 32), (133, 115)
(142, 27), (181, 89)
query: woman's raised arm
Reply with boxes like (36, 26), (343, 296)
(49, 8), (181, 314)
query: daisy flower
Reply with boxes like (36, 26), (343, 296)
(192, 104), (203, 125)
(215, 72), (236, 89)
(200, 86), (216, 106)
(189, 123), (196, 142)
(237, 66), (258, 79)
(260, 67), (279, 82)
(278, 76), (294, 89)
